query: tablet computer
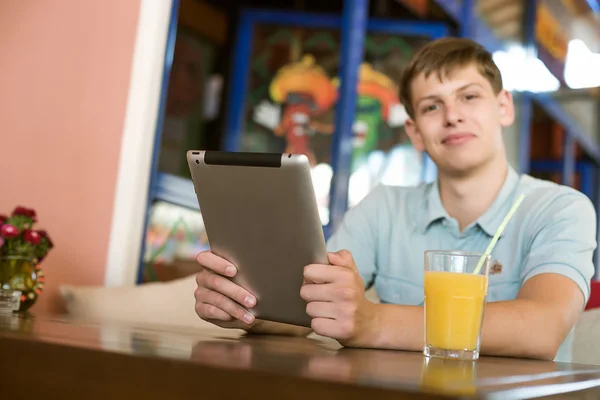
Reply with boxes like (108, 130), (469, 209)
(187, 150), (328, 327)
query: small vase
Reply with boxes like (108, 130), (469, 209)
(0, 256), (45, 312)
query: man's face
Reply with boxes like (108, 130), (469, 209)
(404, 63), (514, 176)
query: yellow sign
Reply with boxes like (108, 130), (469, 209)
(535, 3), (568, 61)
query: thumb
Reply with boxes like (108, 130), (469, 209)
(328, 250), (357, 271)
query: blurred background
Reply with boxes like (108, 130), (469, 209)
(143, 0), (600, 284)
(0, 0), (599, 313)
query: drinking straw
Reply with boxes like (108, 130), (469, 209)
(473, 194), (525, 275)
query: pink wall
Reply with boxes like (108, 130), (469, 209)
(0, 1), (141, 314)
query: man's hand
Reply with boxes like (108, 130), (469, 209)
(194, 250), (259, 329)
(194, 250), (313, 336)
(300, 250), (379, 347)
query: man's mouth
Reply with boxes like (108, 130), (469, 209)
(442, 133), (476, 145)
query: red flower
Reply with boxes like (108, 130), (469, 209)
(37, 230), (53, 248)
(24, 230), (41, 245)
(0, 215), (7, 224)
(12, 206), (37, 222)
(0, 224), (19, 238)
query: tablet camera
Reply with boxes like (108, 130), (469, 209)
(195, 159), (200, 165)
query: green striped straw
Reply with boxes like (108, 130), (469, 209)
(473, 194), (526, 275)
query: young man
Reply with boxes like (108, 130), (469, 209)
(193, 37), (596, 361)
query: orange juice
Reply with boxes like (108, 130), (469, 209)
(420, 358), (476, 396)
(424, 271), (488, 351)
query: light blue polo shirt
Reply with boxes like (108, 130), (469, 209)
(326, 166), (597, 362)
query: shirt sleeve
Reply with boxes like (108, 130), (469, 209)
(521, 188), (597, 304)
(326, 186), (385, 289)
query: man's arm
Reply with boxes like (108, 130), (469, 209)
(366, 273), (584, 360)
(302, 251), (587, 361)
(302, 189), (595, 358)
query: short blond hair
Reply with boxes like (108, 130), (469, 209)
(399, 37), (503, 118)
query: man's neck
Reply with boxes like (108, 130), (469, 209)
(438, 159), (509, 232)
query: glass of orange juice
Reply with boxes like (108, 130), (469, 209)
(423, 250), (491, 361)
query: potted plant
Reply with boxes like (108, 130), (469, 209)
(0, 206), (53, 311)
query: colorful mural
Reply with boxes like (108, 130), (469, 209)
(245, 26), (432, 215)
(353, 62), (407, 169)
(260, 55), (338, 165)
(253, 58), (409, 168)
(246, 27), (339, 160)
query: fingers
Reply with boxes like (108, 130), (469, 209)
(306, 301), (337, 319)
(195, 286), (256, 325)
(304, 286), (361, 341)
(301, 283), (357, 303)
(197, 250), (237, 277)
(195, 268), (257, 325)
(302, 250), (358, 284)
(305, 295), (359, 321)
(195, 300), (232, 321)
(194, 251), (261, 328)
(196, 270), (256, 308)
(303, 264), (354, 284)
(301, 250), (364, 344)
(327, 250), (358, 271)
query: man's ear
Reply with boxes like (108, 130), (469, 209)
(404, 118), (425, 152)
(498, 89), (515, 127)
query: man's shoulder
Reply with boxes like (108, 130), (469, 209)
(518, 174), (595, 220)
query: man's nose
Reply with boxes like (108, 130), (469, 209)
(443, 103), (464, 127)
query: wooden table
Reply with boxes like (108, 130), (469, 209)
(1, 313), (600, 399)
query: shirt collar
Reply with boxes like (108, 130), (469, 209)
(421, 166), (521, 236)
(422, 180), (449, 233)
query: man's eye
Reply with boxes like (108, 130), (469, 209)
(422, 104), (438, 113)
